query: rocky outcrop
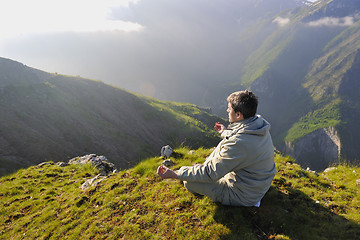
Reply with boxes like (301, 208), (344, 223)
(284, 126), (341, 171)
(67, 154), (118, 190)
(36, 154), (118, 191)
(161, 145), (173, 158)
(68, 154), (117, 176)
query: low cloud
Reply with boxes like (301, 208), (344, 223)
(273, 17), (290, 27)
(307, 16), (354, 27)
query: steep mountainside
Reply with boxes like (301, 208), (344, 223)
(0, 58), (223, 176)
(231, 0), (360, 170)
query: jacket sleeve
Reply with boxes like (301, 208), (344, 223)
(177, 137), (249, 183)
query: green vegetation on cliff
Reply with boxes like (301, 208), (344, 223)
(1, 148), (359, 239)
(285, 99), (341, 143)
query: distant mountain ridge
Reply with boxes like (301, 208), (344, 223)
(236, 0), (360, 170)
(0, 57), (223, 176)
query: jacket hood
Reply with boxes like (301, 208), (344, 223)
(228, 115), (270, 136)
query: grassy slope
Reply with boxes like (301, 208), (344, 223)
(140, 96), (223, 147)
(0, 67), (223, 175)
(1, 148), (359, 240)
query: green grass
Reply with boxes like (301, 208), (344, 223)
(1, 148), (359, 239)
(138, 96), (222, 147)
(285, 99), (341, 143)
(140, 96), (220, 130)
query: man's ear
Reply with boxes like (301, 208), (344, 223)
(236, 112), (244, 121)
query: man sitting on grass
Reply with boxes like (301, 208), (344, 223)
(157, 90), (276, 207)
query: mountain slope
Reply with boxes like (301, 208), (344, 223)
(0, 57), (223, 176)
(233, 0), (360, 170)
(1, 148), (359, 239)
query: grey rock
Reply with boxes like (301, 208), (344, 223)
(356, 179), (360, 186)
(81, 174), (107, 190)
(67, 154), (118, 190)
(306, 167), (318, 176)
(284, 127), (340, 171)
(323, 167), (337, 173)
(68, 154), (117, 175)
(161, 145), (173, 157)
(57, 162), (68, 167)
(37, 162), (53, 167)
(162, 159), (175, 167)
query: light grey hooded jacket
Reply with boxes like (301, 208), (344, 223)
(176, 115), (276, 206)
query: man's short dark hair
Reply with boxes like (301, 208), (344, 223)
(227, 90), (258, 119)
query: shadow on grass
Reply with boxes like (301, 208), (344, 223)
(213, 186), (360, 240)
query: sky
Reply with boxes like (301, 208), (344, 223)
(0, 0), (142, 37)
(0, 0), (321, 104)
